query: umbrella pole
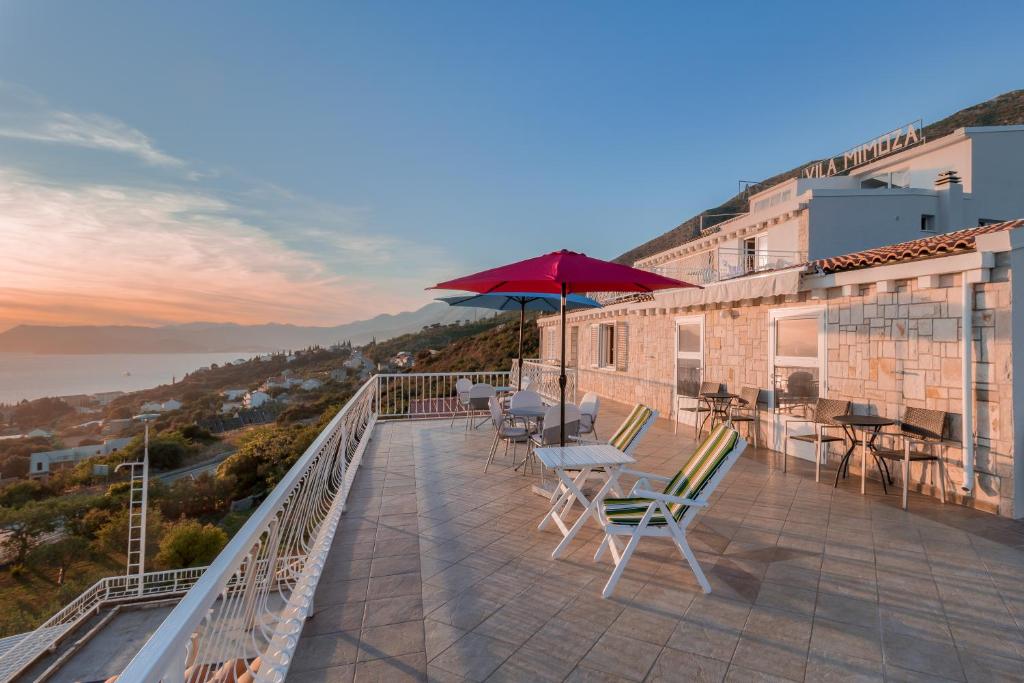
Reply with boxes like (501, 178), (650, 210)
(518, 301), (525, 390)
(559, 282), (567, 447)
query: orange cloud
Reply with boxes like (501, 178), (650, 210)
(0, 169), (435, 331)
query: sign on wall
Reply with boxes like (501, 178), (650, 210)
(802, 120), (924, 179)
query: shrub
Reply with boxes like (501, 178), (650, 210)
(155, 519), (227, 569)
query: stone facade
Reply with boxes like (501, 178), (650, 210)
(538, 262), (1017, 517)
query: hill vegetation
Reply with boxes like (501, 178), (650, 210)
(615, 89), (1024, 266)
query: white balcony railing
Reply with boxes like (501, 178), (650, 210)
(118, 374), (378, 682)
(510, 359), (577, 404)
(0, 567), (207, 682)
(652, 247), (804, 285)
(376, 371), (511, 419)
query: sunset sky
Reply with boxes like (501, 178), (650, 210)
(1, 1), (1021, 332)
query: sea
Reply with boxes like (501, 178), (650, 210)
(0, 352), (259, 404)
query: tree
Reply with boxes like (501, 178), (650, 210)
(30, 536), (90, 585)
(117, 433), (192, 470)
(217, 423), (319, 499)
(0, 479), (52, 508)
(93, 507), (165, 561)
(0, 502), (58, 567)
(155, 520), (227, 569)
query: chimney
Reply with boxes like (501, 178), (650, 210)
(935, 170), (963, 232)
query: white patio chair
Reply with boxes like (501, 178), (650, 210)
(449, 377), (473, 428)
(466, 383), (496, 431)
(520, 404), (580, 475)
(596, 423), (747, 597)
(577, 392), (600, 442)
(508, 389), (542, 429)
(485, 396), (529, 473)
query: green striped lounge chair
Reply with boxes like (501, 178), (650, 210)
(608, 403), (658, 456)
(596, 423), (747, 597)
(551, 403), (657, 500)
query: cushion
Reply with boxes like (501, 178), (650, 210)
(604, 423), (738, 526)
(609, 404), (654, 452)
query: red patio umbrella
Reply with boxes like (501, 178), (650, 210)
(432, 250), (699, 446)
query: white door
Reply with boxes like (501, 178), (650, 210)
(770, 307), (827, 459)
(674, 315), (704, 427)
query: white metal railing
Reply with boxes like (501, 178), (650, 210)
(375, 371), (512, 419)
(651, 247), (803, 285)
(118, 374), (378, 682)
(511, 360), (577, 404)
(0, 566), (206, 682)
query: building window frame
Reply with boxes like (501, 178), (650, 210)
(593, 322), (616, 369)
(674, 314), (704, 398)
(769, 305), (827, 410)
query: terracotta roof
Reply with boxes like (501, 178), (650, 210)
(806, 219), (1024, 275)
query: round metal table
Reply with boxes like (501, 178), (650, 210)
(699, 391), (739, 434)
(833, 414), (896, 495)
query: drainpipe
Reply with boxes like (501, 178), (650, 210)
(961, 272), (975, 494)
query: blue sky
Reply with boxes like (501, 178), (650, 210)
(0, 1), (1021, 329)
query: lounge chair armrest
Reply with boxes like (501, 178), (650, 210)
(632, 489), (708, 507)
(619, 468), (672, 482)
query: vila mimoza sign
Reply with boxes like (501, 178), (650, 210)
(803, 120), (924, 178)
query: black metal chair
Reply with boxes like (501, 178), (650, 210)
(782, 398), (850, 482)
(873, 407), (948, 509)
(728, 386), (763, 449)
(675, 381), (721, 437)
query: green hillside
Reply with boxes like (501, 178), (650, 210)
(615, 89), (1024, 265)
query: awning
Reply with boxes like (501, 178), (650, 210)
(652, 268), (802, 307)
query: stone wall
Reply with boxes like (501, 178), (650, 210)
(539, 265), (1016, 516)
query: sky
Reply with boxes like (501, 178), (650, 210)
(0, 1), (1021, 332)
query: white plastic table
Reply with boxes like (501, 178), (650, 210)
(535, 444), (635, 559)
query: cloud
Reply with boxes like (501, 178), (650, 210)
(0, 168), (441, 330)
(0, 83), (183, 167)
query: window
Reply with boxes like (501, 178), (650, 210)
(921, 214), (936, 231)
(978, 218), (1004, 226)
(675, 315), (703, 397)
(597, 323), (615, 368)
(770, 307), (825, 411)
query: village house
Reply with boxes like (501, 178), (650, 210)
(539, 124), (1024, 517)
(29, 437), (132, 477)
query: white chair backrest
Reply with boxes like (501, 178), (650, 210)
(509, 390), (542, 412)
(468, 383), (495, 409)
(579, 391), (600, 418)
(521, 377), (533, 391)
(538, 404), (580, 445)
(455, 377), (473, 401)
(488, 396), (505, 429)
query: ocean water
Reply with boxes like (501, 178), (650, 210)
(0, 352), (258, 404)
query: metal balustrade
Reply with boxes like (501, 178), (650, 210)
(375, 371), (511, 419)
(117, 374), (378, 683)
(0, 566), (207, 682)
(510, 359), (577, 404)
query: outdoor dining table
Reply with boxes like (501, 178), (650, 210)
(534, 443), (635, 559)
(700, 391), (739, 434)
(507, 403), (547, 473)
(833, 414), (897, 495)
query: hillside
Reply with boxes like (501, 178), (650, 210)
(615, 89), (1024, 265)
(0, 302), (487, 354)
(363, 311), (539, 373)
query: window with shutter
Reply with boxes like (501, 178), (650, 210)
(615, 321), (629, 371)
(569, 326), (579, 367)
(590, 325), (599, 368)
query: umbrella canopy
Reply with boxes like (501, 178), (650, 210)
(432, 250), (697, 446)
(435, 292), (601, 312)
(432, 249), (694, 295)
(436, 292), (602, 389)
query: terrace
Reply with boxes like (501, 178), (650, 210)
(41, 372), (1023, 683)
(285, 401), (1024, 682)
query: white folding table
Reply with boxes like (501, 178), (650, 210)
(534, 443), (635, 559)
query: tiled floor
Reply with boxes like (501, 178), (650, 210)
(290, 401), (1024, 682)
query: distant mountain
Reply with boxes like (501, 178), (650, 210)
(0, 302), (492, 354)
(615, 89), (1024, 265)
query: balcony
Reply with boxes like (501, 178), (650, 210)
(64, 370), (1023, 683)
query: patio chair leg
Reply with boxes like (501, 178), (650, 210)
(668, 525), (711, 594)
(936, 458), (946, 504)
(902, 449), (910, 510)
(815, 434), (821, 483)
(782, 430), (788, 473)
(594, 535), (610, 561)
(484, 440), (498, 474)
(602, 533), (641, 598)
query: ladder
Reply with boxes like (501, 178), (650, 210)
(116, 456), (148, 595)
